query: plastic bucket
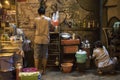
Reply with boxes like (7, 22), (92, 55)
(75, 53), (87, 63)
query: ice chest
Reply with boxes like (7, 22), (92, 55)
(0, 53), (14, 72)
(19, 72), (41, 80)
(19, 68), (41, 80)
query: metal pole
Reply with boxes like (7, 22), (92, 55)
(100, 0), (103, 40)
(15, 0), (18, 27)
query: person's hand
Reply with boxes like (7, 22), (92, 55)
(20, 50), (24, 57)
(16, 49), (24, 57)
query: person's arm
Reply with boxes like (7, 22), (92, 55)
(103, 46), (109, 55)
(90, 49), (96, 60)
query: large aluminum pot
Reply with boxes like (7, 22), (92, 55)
(60, 32), (71, 39)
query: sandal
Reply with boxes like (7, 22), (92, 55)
(97, 69), (103, 75)
(42, 70), (46, 75)
(39, 69), (43, 74)
(98, 71), (103, 75)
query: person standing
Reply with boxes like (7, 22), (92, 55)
(33, 7), (51, 74)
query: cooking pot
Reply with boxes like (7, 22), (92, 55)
(60, 32), (71, 39)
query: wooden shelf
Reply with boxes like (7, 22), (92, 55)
(60, 27), (99, 31)
(61, 39), (80, 63)
(47, 32), (60, 67)
(48, 53), (60, 56)
(50, 32), (59, 34)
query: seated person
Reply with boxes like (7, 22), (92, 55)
(92, 41), (117, 74)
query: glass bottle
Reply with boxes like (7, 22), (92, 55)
(55, 57), (59, 66)
(83, 20), (86, 28)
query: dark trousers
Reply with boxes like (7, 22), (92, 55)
(98, 64), (115, 73)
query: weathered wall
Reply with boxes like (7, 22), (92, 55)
(101, 0), (120, 47)
(106, 0), (120, 22)
(17, 0), (100, 44)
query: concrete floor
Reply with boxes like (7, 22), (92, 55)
(41, 69), (120, 80)
(0, 68), (120, 80)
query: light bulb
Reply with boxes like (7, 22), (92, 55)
(0, 3), (2, 8)
(5, 0), (10, 5)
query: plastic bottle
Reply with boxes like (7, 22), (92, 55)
(88, 22), (91, 28)
(72, 33), (75, 40)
